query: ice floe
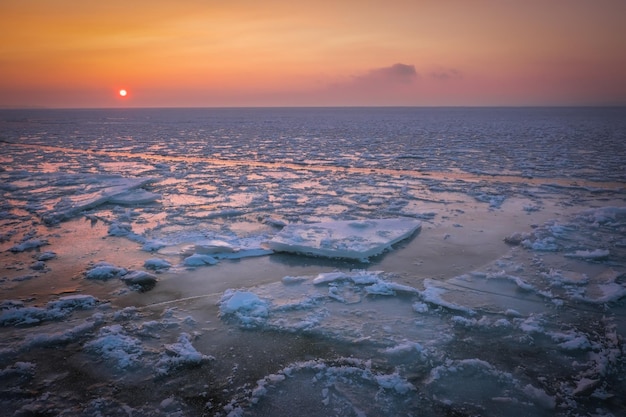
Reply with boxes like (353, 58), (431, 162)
(13, 173), (160, 225)
(0, 295), (98, 327)
(267, 218), (421, 261)
(155, 332), (214, 376)
(85, 262), (128, 280)
(226, 358), (418, 416)
(84, 324), (145, 369)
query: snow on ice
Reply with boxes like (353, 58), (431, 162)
(267, 218), (422, 261)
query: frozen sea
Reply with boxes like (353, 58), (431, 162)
(1, 107), (625, 416)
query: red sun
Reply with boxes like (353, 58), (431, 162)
(119, 89), (127, 97)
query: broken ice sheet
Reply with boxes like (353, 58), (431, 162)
(3, 172), (159, 225)
(231, 358), (420, 416)
(267, 218), (421, 261)
(219, 271), (452, 347)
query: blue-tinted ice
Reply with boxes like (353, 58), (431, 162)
(1, 108), (625, 416)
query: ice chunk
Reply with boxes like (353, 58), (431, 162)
(24, 320), (98, 349)
(564, 249), (610, 261)
(267, 218), (421, 261)
(542, 269), (589, 286)
(84, 325), (144, 369)
(107, 188), (160, 205)
(9, 238), (48, 253)
(1, 295), (98, 326)
(236, 358), (417, 415)
(312, 271), (352, 285)
(573, 378), (601, 396)
(0, 362), (36, 379)
(144, 258), (172, 270)
(419, 280), (476, 315)
(142, 240), (166, 252)
(85, 262), (127, 280)
(194, 239), (238, 254)
(522, 237), (559, 251)
(579, 282), (626, 304)
(120, 270), (158, 291)
(281, 275), (308, 285)
(219, 290), (270, 328)
(549, 331), (592, 351)
(36, 251), (57, 261)
(38, 175), (156, 224)
(155, 333), (214, 375)
(107, 222), (133, 237)
(522, 384), (556, 409)
(47, 294), (98, 311)
(183, 253), (218, 267)
(504, 232), (532, 245)
(365, 281), (420, 296)
(30, 260), (46, 270)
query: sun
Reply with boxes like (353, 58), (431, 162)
(119, 89), (127, 97)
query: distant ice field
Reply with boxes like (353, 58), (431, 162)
(1, 107), (625, 416)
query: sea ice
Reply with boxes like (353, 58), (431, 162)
(144, 258), (172, 270)
(267, 218), (421, 261)
(219, 290), (270, 328)
(230, 358), (418, 416)
(2, 109), (625, 416)
(107, 188), (161, 205)
(35, 174), (157, 224)
(83, 325), (144, 369)
(419, 279), (477, 315)
(155, 332), (214, 376)
(564, 249), (610, 261)
(36, 251), (57, 261)
(9, 238), (48, 253)
(194, 239), (238, 254)
(0, 295), (98, 327)
(183, 253), (219, 267)
(120, 270), (158, 290)
(85, 262), (127, 280)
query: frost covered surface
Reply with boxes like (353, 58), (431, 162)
(1, 108), (625, 416)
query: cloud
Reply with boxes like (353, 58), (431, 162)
(354, 63), (419, 85)
(300, 63), (421, 106)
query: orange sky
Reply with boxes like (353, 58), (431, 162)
(1, 0), (625, 107)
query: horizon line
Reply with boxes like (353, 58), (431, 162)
(2, 104), (626, 111)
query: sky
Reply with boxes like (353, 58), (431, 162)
(1, 0), (625, 108)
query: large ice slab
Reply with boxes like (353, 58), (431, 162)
(34, 174), (159, 224)
(267, 218), (421, 261)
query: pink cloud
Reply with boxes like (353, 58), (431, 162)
(353, 63), (419, 85)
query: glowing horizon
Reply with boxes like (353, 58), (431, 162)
(1, 0), (625, 108)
